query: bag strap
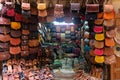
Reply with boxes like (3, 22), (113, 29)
(70, 0), (79, 3)
(22, 0), (30, 3)
(86, 0), (99, 5)
(48, 0), (54, 8)
(104, 0), (112, 5)
(56, 0), (62, 4)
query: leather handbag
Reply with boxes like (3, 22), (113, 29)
(103, 19), (114, 27)
(86, 0), (99, 12)
(70, 0), (80, 11)
(104, 47), (114, 55)
(14, 0), (21, 14)
(7, 8), (15, 17)
(95, 33), (104, 41)
(37, 0), (46, 10)
(106, 29), (116, 38)
(30, 1), (38, 15)
(21, 51), (29, 57)
(104, 55), (116, 64)
(29, 47), (38, 54)
(94, 40), (104, 49)
(21, 45), (29, 51)
(22, 29), (30, 35)
(94, 48), (104, 56)
(10, 29), (21, 38)
(10, 46), (21, 55)
(94, 19), (104, 26)
(21, 35), (29, 40)
(11, 22), (21, 30)
(54, 0), (64, 20)
(103, 11), (115, 19)
(0, 17), (10, 25)
(15, 13), (22, 22)
(95, 56), (104, 63)
(0, 26), (10, 34)
(0, 42), (9, 49)
(93, 26), (103, 33)
(0, 51), (11, 61)
(104, 0), (114, 13)
(21, 0), (30, 10)
(0, 34), (10, 42)
(21, 40), (28, 46)
(105, 38), (115, 47)
(38, 10), (47, 17)
(28, 39), (39, 47)
(10, 38), (21, 46)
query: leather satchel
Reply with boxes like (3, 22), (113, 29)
(10, 38), (21, 46)
(10, 30), (21, 38)
(38, 10), (47, 17)
(0, 17), (10, 25)
(21, 0), (30, 10)
(15, 13), (22, 22)
(0, 26), (10, 34)
(104, 0), (113, 13)
(29, 47), (38, 54)
(10, 46), (21, 55)
(11, 22), (21, 30)
(86, 0), (99, 12)
(7, 8), (15, 17)
(0, 34), (10, 42)
(21, 45), (29, 51)
(0, 51), (11, 61)
(104, 47), (114, 55)
(28, 39), (39, 47)
(22, 29), (30, 35)
(0, 42), (9, 49)
(104, 55), (116, 64)
(21, 51), (29, 57)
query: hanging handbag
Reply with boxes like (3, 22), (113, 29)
(95, 56), (104, 63)
(104, 0), (114, 13)
(10, 38), (21, 46)
(15, 13), (22, 22)
(0, 51), (11, 61)
(30, 1), (38, 15)
(21, 0), (30, 10)
(0, 26), (10, 34)
(11, 22), (21, 30)
(10, 29), (21, 38)
(0, 42), (9, 49)
(37, 0), (46, 10)
(10, 46), (21, 55)
(28, 39), (39, 47)
(70, 0), (80, 12)
(86, 0), (99, 12)
(14, 0), (21, 13)
(103, 11), (115, 19)
(0, 34), (10, 42)
(22, 29), (30, 35)
(21, 51), (29, 57)
(104, 55), (116, 64)
(0, 16), (10, 25)
(105, 38), (115, 47)
(103, 19), (114, 27)
(7, 8), (15, 17)
(104, 47), (114, 56)
(54, 0), (64, 21)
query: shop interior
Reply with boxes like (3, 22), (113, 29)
(0, 0), (120, 80)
